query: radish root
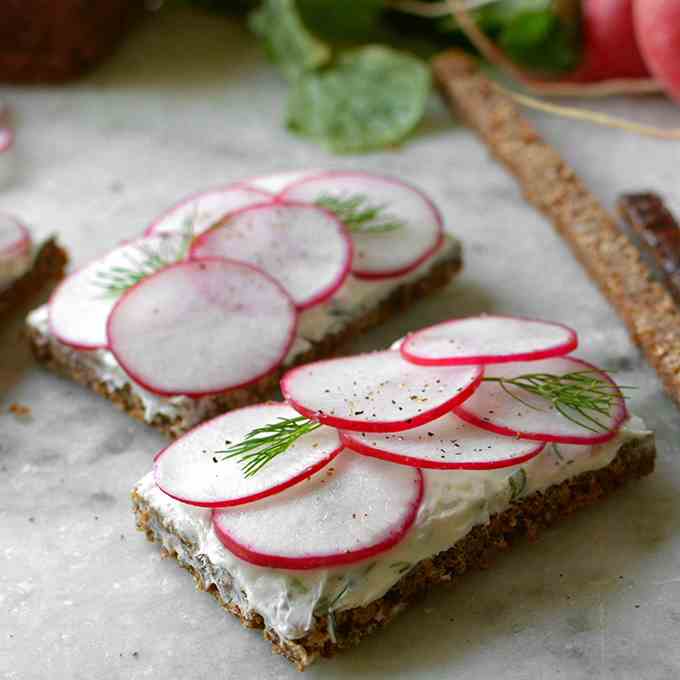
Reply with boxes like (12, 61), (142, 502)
(499, 86), (680, 140)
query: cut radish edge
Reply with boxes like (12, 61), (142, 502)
(0, 105), (14, 187)
(401, 315), (578, 366)
(154, 403), (342, 508)
(48, 233), (188, 350)
(212, 453), (423, 570)
(341, 413), (546, 470)
(281, 350), (483, 432)
(237, 170), (317, 195)
(144, 185), (271, 237)
(107, 258), (297, 397)
(453, 357), (627, 444)
(190, 200), (352, 310)
(282, 170), (444, 279)
(0, 213), (31, 258)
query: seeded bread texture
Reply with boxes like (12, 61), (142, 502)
(27, 248), (462, 438)
(0, 238), (68, 318)
(132, 434), (655, 670)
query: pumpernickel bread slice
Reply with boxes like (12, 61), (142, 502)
(0, 237), (68, 318)
(132, 427), (654, 670)
(27, 237), (461, 438)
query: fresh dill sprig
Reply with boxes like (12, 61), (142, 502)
(215, 370), (631, 477)
(93, 216), (195, 298)
(216, 416), (321, 478)
(484, 370), (631, 433)
(315, 193), (405, 234)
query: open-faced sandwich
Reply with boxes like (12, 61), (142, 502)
(132, 315), (655, 670)
(27, 170), (462, 437)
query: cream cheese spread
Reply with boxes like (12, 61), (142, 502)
(26, 234), (461, 429)
(134, 417), (650, 642)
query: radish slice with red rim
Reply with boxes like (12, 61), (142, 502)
(154, 403), (342, 508)
(107, 258), (297, 397)
(401, 315), (578, 366)
(0, 104), (14, 187)
(212, 452), (423, 570)
(239, 170), (316, 195)
(190, 201), (352, 310)
(49, 232), (186, 350)
(144, 185), (271, 237)
(282, 170), (444, 279)
(281, 350), (482, 432)
(0, 213), (31, 259)
(453, 357), (627, 445)
(342, 412), (545, 469)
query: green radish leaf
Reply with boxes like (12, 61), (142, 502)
(499, 8), (581, 75)
(297, 0), (384, 43)
(286, 45), (430, 153)
(249, 0), (331, 81)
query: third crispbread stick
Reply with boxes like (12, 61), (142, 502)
(432, 49), (680, 407)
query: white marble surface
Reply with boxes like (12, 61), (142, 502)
(1, 7), (680, 680)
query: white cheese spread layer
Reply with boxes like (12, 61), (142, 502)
(26, 235), (461, 428)
(134, 417), (650, 642)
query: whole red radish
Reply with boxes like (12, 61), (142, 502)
(568, 0), (648, 82)
(634, 0), (680, 103)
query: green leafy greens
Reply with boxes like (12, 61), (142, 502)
(315, 193), (405, 233)
(287, 46), (430, 153)
(249, 0), (331, 81)
(216, 415), (321, 477)
(187, 0), (583, 152)
(94, 221), (194, 298)
(249, 0), (430, 153)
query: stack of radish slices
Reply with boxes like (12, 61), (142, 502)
(47, 170), (444, 398)
(154, 315), (628, 571)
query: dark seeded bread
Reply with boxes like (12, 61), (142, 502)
(27, 248), (462, 438)
(432, 50), (680, 410)
(132, 434), (655, 670)
(0, 238), (68, 318)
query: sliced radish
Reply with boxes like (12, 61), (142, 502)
(154, 403), (342, 508)
(190, 201), (352, 310)
(342, 412), (545, 469)
(107, 258), (297, 397)
(144, 185), (271, 237)
(282, 170), (444, 279)
(281, 350), (482, 432)
(401, 315), (578, 366)
(49, 233), (186, 350)
(453, 357), (627, 445)
(239, 170), (316, 195)
(212, 452), (423, 570)
(0, 213), (31, 259)
(0, 104), (14, 187)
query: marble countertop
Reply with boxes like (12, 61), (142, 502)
(1, 8), (679, 680)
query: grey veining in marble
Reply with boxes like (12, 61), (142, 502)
(1, 7), (680, 680)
